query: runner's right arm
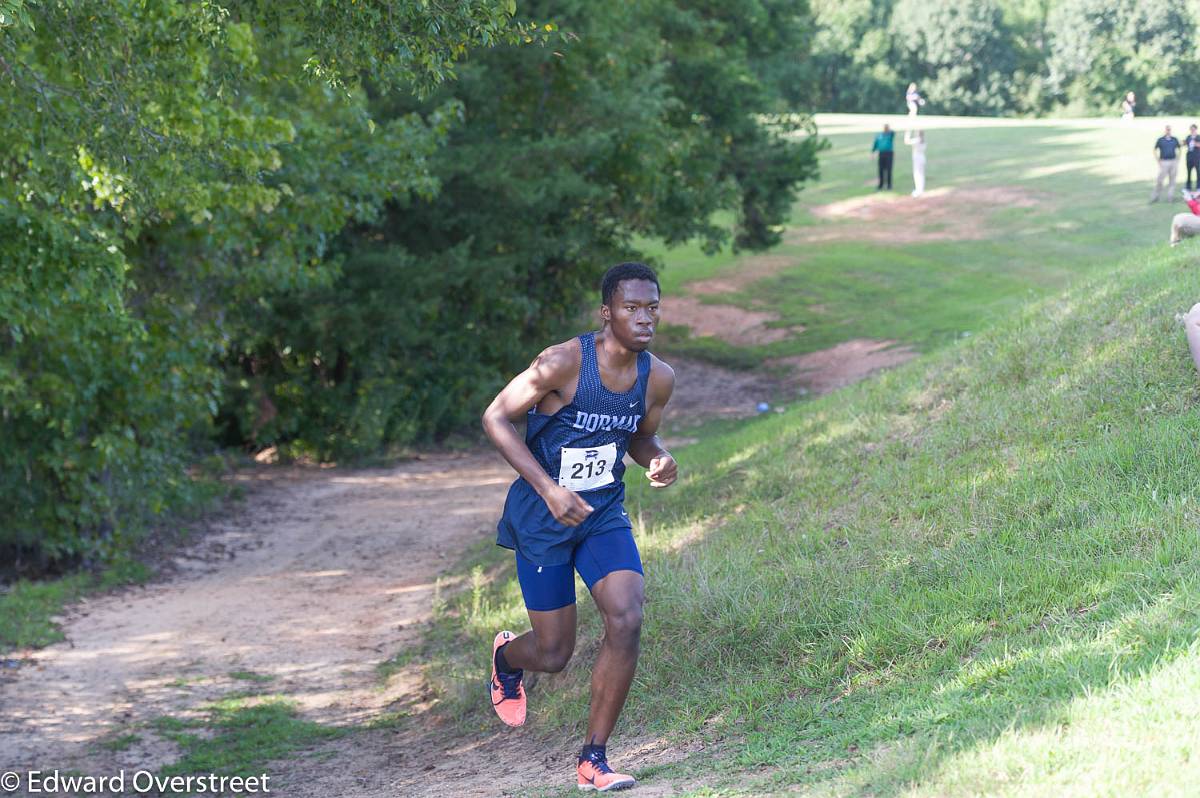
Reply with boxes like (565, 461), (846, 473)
(482, 344), (596, 527)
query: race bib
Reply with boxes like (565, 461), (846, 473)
(558, 443), (617, 492)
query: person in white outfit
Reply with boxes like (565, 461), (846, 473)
(905, 128), (926, 197)
(1121, 91), (1136, 120)
(906, 83), (925, 115)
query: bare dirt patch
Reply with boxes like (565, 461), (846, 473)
(666, 186), (1045, 349)
(772, 339), (917, 395)
(0, 454), (518, 789)
(664, 356), (783, 426)
(0, 350), (910, 797)
(666, 295), (802, 346)
(793, 185), (1044, 245)
(279, 725), (708, 798)
(661, 341), (915, 435)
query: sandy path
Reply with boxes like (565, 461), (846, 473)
(0, 453), (713, 797)
(0, 453), (553, 796)
(0, 348), (902, 797)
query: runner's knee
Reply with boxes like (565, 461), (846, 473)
(603, 603), (643, 646)
(537, 636), (575, 673)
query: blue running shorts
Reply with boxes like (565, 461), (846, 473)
(514, 524), (643, 612)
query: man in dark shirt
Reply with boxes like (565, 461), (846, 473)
(871, 124), (895, 191)
(1152, 125), (1181, 203)
(1185, 125), (1200, 191)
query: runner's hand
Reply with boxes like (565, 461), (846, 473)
(542, 484), (594, 526)
(646, 454), (677, 488)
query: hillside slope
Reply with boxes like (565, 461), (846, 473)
(628, 244), (1200, 795)
(430, 244), (1200, 796)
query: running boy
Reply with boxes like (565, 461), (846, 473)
(481, 261), (677, 792)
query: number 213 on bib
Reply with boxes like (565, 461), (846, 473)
(558, 443), (617, 492)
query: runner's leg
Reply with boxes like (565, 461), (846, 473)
(502, 554), (578, 673)
(490, 554), (578, 726)
(500, 606), (577, 673)
(584, 569), (644, 745)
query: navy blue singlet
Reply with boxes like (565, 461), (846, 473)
(496, 333), (651, 566)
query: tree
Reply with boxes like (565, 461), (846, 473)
(890, 0), (1018, 116)
(0, 0), (534, 569)
(223, 0), (826, 458)
(1046, 0), (1200, 115)
(809, 0), (898, 113)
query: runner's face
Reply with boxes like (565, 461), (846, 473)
(604, 280), (660, 351)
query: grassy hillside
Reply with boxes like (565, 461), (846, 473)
(647, 114), (1191, 360)
(433, 244), (1200, 797)
(418, 117), (1200, 796)
(622, 247), (1200, 795)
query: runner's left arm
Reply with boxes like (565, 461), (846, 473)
(628, 359), (677, 488)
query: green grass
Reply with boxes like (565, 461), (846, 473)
(0, 555), (156, 653)
(623, 247), (1200, 795)
(0, 574), (92, 651)
(228, 670), (276, 683)
(94, 732), (141, 753)
(154, 695), (345, 779)
(644, 114), (1192, 362)
(0, 466), (235, 655)
(411, 116), (1200, 796)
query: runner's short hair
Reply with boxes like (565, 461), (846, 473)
(601, 262), (659, 306)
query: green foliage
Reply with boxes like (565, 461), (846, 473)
(1046, 0), (1199, 114)
(0, 0), (33, 29)
(810, 0), (1200, 116)
(227, 0), (825, 458)
(0, 1), (529, 569)
(890, 0), (1018, 115)
(0, 206), (213, 566)
(2, 0), (822, 557)
(809, 0), (901, 113)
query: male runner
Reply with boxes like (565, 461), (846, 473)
(481, 261), (677, 792)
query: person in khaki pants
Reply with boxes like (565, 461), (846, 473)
(1151, 125), (1181, 203)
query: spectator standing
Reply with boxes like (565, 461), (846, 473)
(904, 128), (926, 197)
(1151, 125), (1181, 203)
(872, 124), (895, 191)
(906, 83), (925, 116)
(1121, 91), (1136, 119)
(1185, 125), (1200, 190)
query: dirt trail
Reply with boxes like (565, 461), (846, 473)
(0, 457), (716, 797)
(0, 454), (556, 796)
(0, 347), (902, 797)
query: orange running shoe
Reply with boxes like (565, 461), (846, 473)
(489, 630), (526, 726)
(577, 752), (636, 792)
